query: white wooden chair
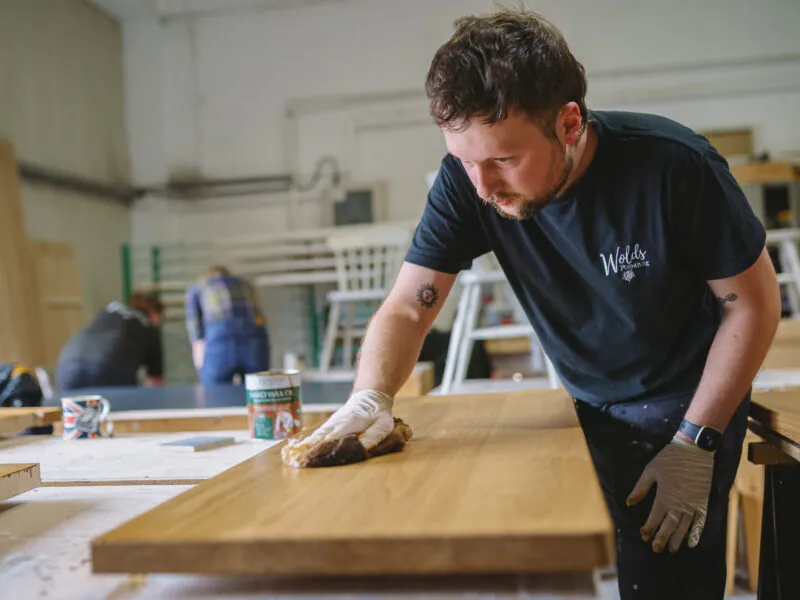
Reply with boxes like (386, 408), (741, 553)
(767, 228), (800, 317)
(319, 227), (410, 371)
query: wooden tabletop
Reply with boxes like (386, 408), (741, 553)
(92, 390), (614, 577)
(751, 389), (800, 444)
(1, 485), (603, 600)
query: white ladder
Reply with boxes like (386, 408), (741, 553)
(440, 268), (560, 395)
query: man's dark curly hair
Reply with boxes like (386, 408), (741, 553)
(425, 9), (588, 139)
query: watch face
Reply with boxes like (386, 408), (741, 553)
(696, 427), (722, 451)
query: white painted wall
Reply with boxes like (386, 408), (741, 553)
(0, 0), (130, 316)
(122, 0), (800, 363)
(126, 0), (800, 244)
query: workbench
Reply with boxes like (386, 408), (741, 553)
(748, 390), (800, 600)
(44, 362), (433, 414)
(0, 482), (608, 599)
(5, 385), (791, 598)
(0, 389), (617, 599)
(46, 381), (349, 412)
(41, 367), (434, 435)
(45, 382), (342, 435)
(0, 483), (609, 599)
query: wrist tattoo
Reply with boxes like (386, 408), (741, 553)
(718, 293), (738, 305)
(416, 283), (439, 309)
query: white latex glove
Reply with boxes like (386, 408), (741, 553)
(303, 389), (395, 451)
(626, 436), (714, 554)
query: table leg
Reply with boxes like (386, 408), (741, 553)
(758, 463), (800, 599)
(307, 284), (319, 368)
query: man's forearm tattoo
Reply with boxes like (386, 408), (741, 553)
(416, 283), (440, 309)
(718, 293), (738, 305)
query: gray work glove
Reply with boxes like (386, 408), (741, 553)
(626, 436), (714, 553)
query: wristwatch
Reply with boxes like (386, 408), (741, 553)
(678, 419), (722, 452)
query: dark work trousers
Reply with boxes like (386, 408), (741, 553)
(573, 390), (750, 600)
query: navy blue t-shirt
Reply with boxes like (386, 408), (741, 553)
(405, 111), (766, 404)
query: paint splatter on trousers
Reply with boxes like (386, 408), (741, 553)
(573, 390), (750, 600)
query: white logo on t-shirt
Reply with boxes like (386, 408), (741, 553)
(600, 244), (651, 280)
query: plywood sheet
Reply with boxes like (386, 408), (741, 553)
(751, 389), (800, 444)
(29, 239), (86, 367)
(92, 390), (612, 576)
(0, 407), (61, 437)
(0, 140), (44, 365)
(0, 485), (192, 600)
(0, 430), (275, 485)
(0, 463), (40, 501)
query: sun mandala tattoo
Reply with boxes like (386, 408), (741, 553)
(416, 283), (439, 308)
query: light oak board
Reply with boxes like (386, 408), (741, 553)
(751, 389), (800, 444)
(0, 463), (41, 501)
(0, 486), (602, 600)
(0, 407), (61, 437)
(92, 390), (613, 576)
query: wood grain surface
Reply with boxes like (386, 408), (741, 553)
(0, 486), (602, 600)
(92, 390), (613, 576)
(0, 463), (41, 501)
(751, 389), (800, 444)
(0, 407), (61, 437)
(0, 140), (44, 365)
(29, 239), (86, 367)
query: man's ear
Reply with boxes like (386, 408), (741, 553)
(559, 102), (583, 145)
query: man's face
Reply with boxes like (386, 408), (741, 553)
(443, 110), (571, 220)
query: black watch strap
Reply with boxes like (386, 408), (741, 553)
(678, 419), (722, 452)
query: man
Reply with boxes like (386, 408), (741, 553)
(56, 292), (165, 390)
(185, 266), (270, 385)
(302, 10), (781, 599)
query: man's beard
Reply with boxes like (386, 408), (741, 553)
(484, 152), (573, 221)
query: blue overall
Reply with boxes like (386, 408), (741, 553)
(200, 318), (270, 386)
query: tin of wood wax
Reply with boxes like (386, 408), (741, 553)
(244, 370), (303, 440)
